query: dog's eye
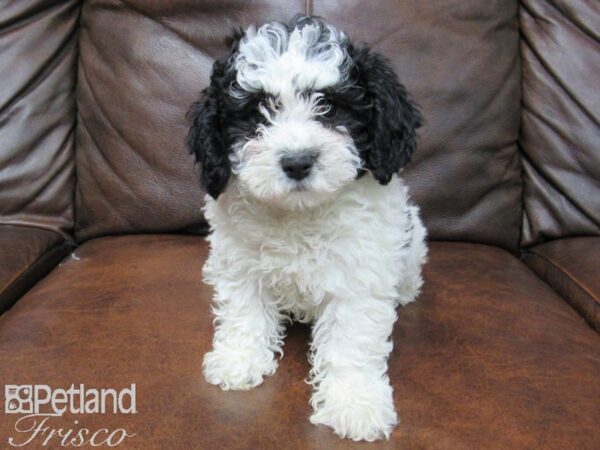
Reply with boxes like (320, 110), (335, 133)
(320, 96), (335, 117)
(258, 94), (280, 111)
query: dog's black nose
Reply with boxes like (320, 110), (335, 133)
(280, 152), (318, 181)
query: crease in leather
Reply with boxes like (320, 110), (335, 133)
(75, 116), (162, 236)
(84, 66), (190, 208)
(76, 91), (146, 205)
(0, 227), (73, 313)
(0, 219), (74, 242)
(0, 0), (80, 233)
(16, 125), (77, 214)
(0, 0), (69, 36)
(0, 2), (79, 116)
(0, 243), (71, 313)
(77, 60), (159, 178)
(480, 51), (521, 126)
(520, 147), (590, 226)
(526, 248), (598, 303)
(521, 21), (597, 128)
(1, 228), (65, 286)
(542, 0), (600, 61)
(305, 0), (312, 16)
(115, 0), (214, 58)
(523, 250), (600, 332)
(521, 128), (600, 241)
(519, 0), (600, 246)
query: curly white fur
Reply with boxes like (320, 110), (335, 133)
(234, 21), (350, 97)
(202, 175), (427, 441)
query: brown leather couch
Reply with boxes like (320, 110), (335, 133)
(1, 1), (598, 448)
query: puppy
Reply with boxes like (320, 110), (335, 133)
(187, 15), (427, 442)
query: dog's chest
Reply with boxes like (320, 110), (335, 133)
(257, 219), (343, 303)
(205, 176), (412, 315)
(247, 203), (372, 318)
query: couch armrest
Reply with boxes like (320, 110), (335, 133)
(0, 225), (73, 313)
(522, 237), (600, 332)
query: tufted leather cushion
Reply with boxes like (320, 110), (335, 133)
(0, 0), (80, 232)
(74, 0), (523, 251)
(520, 0), (600, 246)
(0, 236), (599, 448)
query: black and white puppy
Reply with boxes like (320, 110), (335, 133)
(187, 15), (427, 442)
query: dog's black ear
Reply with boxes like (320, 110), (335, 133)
(186, 61), (231, 199)
(350, 45), (422, 184)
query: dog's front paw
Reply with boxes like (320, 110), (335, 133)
(309, 375), (398, 441)
(202, 345), (277, 391)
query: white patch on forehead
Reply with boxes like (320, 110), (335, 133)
(234, 22), (348, 96)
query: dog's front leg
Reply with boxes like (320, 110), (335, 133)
(309, 296), (398, 441)
(202, 275), (284, 391)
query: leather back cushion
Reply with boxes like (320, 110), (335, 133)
(75, 0), (305, 241)
(75, 0), (523, 250)
(520, 0), (600, 246)
(0, 0), (79, 232)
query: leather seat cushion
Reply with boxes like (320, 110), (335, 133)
(1, 235), (598, 449)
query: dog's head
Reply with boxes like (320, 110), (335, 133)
(187, 15), (422, 209)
